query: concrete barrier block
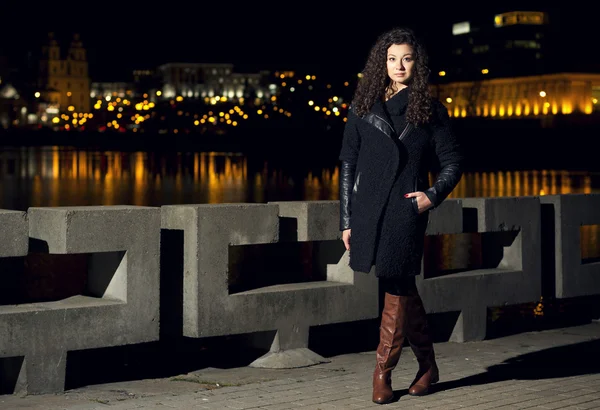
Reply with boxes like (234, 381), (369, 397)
(418, 197), (541, 342)
(426, 199), (463, 235)
(540, 194), (600, 298)
(0, 210), (28, 257)
(161, 202), (378, 368)
(0, 206), (160, 394)
(275, 200), (341, 241)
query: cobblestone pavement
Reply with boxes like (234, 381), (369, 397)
(2, 322), (599, 409)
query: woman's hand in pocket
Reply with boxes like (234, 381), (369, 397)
(404, 191), (432, 214)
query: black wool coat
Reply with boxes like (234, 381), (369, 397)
(338, 89), (465, 277)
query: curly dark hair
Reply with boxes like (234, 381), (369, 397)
(350, 27), (432, 125)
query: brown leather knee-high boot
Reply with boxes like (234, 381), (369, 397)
(406, 291), (439, 396)
(372, 293), (408, 404)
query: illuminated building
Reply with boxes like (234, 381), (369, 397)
(156, 63), (273, 100)
(38, 32), (91, 114)
(431, 72), (600, 118)
(90, 70), (159, 100)
(90, 82), (133, 99)
(434, 10), (600, 119)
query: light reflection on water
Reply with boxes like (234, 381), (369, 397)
(1, 146), (598, 262)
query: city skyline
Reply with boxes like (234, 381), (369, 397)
(2, 3), (598, 82)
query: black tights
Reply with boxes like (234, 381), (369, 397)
(379, 275), (418, 296)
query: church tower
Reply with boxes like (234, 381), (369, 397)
(65, 33), (90, 112)
(39, 32), (91, 113)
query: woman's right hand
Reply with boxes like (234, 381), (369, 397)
(342, 229), (351, 251)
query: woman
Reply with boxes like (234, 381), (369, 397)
(338, 27), (465, 404)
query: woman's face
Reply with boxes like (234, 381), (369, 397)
(386, 43), (415, 89)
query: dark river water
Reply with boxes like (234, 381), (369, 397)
(0, 145), (598, 265)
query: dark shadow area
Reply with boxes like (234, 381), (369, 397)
(28, 238), (49, 253)
(428, 311), (463, 343)
(430, 338), (600, 395)
(0, 256), (24, 305)
(583, 256), (600, 264)
(486, 295), (600, 340)
(278, 216), (298, 242)
(540, 203), (556, 298)
(0, 248), (127, 305)
(388, 388), (410, 404)
(228, 240), (345, 294)
(423, 229), (518, 280)
(0, 252), (87, 305)
(481, 230), (520, 268)
(85, 251), (126, 299)
(462, 207), (479, 233)
(160, 229), (184, 339)
(309, 318), (381, 357)
(64, 334), (269, 391)
(0, 356), (24, 395)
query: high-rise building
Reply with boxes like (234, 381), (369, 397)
(38, 32), (91, 113)
(442, 11), (550, 81)
(432, 9), (600, 119)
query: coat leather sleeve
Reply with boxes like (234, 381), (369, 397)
(339, 161), (355, 231)
(424, 101), (466, 208)
(339, 109), (361, 230)
(338, 109), (361, 165)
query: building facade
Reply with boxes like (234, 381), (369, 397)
(38, 32), (91, 113)
(90, 82), (134, 99)
(156, 63), (273, 100)
(432, 73), (600, 118)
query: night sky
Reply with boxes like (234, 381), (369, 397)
(1, 2), (597, 82)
